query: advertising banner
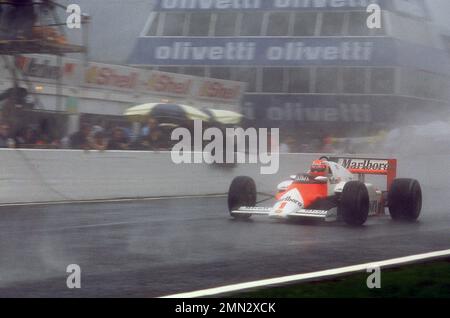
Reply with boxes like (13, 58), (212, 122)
(153, 0), (380, 11)
(83, 63), (141, 92)
(2, 55), (246, 104)
(194, 77), (246, 101)
(241, 94), (400, 126)
(129, 37), (395, 67)
(129, 37), (450, 74)
(140, 70), (194, 96)
(12, 55), (81, 86)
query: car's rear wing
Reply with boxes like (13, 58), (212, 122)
(329, 157), (397, 190)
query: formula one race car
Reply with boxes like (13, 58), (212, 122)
(227, 157), (422, 226)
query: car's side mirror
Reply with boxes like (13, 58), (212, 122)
(315, 176), (328, 182)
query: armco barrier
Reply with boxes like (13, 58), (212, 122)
(0, 149), (317, 204)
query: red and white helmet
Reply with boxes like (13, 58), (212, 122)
(309, 159), (328, 177)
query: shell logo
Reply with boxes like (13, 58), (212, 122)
(198, 81), (240, 100)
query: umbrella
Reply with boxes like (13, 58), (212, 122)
(203, 109), (243, 125)
(124, 103), (210, 122)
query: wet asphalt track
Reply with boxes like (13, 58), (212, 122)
(0, 181), (449, 297)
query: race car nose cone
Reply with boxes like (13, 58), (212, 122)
(270, 189), (304, 218)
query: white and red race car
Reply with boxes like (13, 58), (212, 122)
(227, 157), (422, 226)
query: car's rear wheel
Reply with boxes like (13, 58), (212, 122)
(339, 181), (370, 226)
(388, 178), (422, 222)
(228, 176), (256, 219)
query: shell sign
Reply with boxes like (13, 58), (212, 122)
(84, 66), (138, 90)
(197, 80), (243, 101)
(145, 72), (193, 95)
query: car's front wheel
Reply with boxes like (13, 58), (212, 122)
(338, 181), (370, 226)
(228, 176), (256, 219)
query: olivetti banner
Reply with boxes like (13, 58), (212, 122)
(153, 0), (429, 18)
(129, 37), (450, 74)
(241, 94), (406, 125)
(129, 37), (395, 66)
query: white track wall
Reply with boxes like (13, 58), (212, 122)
(0, 150), (317, 204)
(0, 150), (439, 205)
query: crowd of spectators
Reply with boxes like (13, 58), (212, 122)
(1, 122), (57, 148)
(0, 117), (384, 153)
(66, 118), (173, 151)
(0, 118), (175, 151)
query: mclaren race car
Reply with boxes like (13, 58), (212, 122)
(227, 157), (422, 226)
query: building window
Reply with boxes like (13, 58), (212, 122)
(239, 12), (263, 36)
(348, 12), (370, 36)
(215, 12), (237, 36)
(342, 68), (366, 93)
(321, 12), (345, 36)
(147, 14), (160, 36)
(288, 68), (310, 93)
(315, 68), (339, 93)
(266, 12), (289, 36)
(262, 68), (284, 93)
(163, 13), (186, 36)
(346, 11), (385, 36)
(371, 68), (394, 94)
(293, 12), (317, 36)
(371, 15), (386, 36)
(188, 13), (211, 36)
(234, 68), (258, 92)
(210, 67), (232, 81)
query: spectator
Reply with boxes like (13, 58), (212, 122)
(0, 122), (15, 148)
(134, 124), (167, 150)
(15, 126), (37, 148)
(70, 123), (92, 149)
(140, 117), (159, 137)
(91, 122), (105, 135)
(60, 135), (70, 149)
(107, 127), (130, 150)
(92, 131), (108, 151)
(35, 131), (60, 149)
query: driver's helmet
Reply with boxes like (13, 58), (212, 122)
(309, 160), (328, 177)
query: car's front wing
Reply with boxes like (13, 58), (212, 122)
(232, 207), (338, 222)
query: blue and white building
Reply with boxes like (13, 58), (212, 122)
(129, 0), (450, 135)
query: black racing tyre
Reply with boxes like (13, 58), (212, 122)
(339, 181), (370, 226)
(388, 179), (422, 222)
(227, 176), (256, 219)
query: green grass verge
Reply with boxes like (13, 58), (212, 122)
(234, 259), (450, 298)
